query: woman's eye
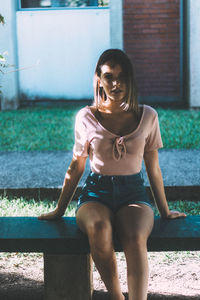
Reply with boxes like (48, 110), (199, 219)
(119, 73), (126, 82)
(104, 74), (112, 81)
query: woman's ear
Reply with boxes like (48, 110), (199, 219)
(98, 76), (103, 87)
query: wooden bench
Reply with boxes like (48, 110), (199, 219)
(0, 216), (200, 300)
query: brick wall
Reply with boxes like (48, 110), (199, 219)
(123, 0), (180, 99)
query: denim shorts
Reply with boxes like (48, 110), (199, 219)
(76, 171), (154, 214)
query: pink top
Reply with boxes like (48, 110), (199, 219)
(73, 105), (163, 175)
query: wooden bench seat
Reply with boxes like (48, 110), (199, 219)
(0, 216), (200, 300)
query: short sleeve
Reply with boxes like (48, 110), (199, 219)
(73, 110), (89, 157)
(144, 113), (163, 152)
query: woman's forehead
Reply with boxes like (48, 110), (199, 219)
(100, 63), (122, 74)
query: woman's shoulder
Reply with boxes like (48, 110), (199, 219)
(142, 104), (158, 117)
(141, 104), (159, 129)
(75, 105), (98, 127)
(75, 105), (90, 119)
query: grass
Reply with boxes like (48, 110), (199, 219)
(1, 196), (199, 217)
(157, 108), (200, 149)
(0, 104), (81, 151)
(0, 105), (200, 151)
(0, 196), (76, 217)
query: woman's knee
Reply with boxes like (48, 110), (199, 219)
(87, 219), (113, 253)
(87, 219), (112, 239)
(76, 202), (113, 233)
(121, 231), (147, 251)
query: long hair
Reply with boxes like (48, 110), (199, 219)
(93, 49), (139, 116)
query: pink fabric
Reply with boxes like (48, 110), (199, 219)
(73, 105), (163, 175)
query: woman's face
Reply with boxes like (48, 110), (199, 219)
(99, 62), (127, 102)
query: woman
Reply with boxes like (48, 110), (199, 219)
(39, 49), (186, 300)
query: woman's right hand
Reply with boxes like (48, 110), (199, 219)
(38, 207), (63, 221)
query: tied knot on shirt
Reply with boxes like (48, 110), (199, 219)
(112, 137), (127, 161)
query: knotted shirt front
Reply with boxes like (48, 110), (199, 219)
(73, 105), (163, 175)
(112, 137), (127, 161)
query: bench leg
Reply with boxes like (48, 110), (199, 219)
(43, 254), (93, 300)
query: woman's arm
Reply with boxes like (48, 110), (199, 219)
(38, 155), (87, 220)
(144, 149), (186, 219)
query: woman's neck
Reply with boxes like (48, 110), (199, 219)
(98, 98), (126, 114)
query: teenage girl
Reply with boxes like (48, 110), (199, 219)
(39, 49), (186, 300)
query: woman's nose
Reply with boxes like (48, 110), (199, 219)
(113, 79), (120, 86)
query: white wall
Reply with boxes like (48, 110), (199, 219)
(188, 0), (200, 107)
(0, 0), (19, 110)
(16, 8), (110, 100)
(110, 0), (123, 50)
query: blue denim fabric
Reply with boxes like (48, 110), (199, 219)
(76, 171), (154, 214)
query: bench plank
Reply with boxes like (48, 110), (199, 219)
(0, 216), (200, 253)
(1, 216), (200, 300)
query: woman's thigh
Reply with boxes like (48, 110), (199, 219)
(114, 203), (154, 247)
(76, 202), (114, 235)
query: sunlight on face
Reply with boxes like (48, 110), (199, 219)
(99, 62), (127, 102)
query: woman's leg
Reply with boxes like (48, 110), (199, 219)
(115, 204), (154, 300)
(76, 202), (125, 300)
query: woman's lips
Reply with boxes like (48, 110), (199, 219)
(111, 89), (122, 94)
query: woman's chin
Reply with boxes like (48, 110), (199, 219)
(108, 93), (126, 102)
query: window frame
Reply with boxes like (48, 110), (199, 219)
(18, 0), (109, 10)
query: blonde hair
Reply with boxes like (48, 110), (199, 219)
(93, 49), (139, 116)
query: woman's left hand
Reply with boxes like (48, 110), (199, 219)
(165, 210), (187, 219)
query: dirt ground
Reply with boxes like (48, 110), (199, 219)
(0, 252), (200, 300)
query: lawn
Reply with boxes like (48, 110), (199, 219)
(1, 196), (200, 217)
(0, 104), (200, 151)
(0, 104), (80, 151)
(157, 108), (200, 149)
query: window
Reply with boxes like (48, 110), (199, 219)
(20, 0), (109, 8)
